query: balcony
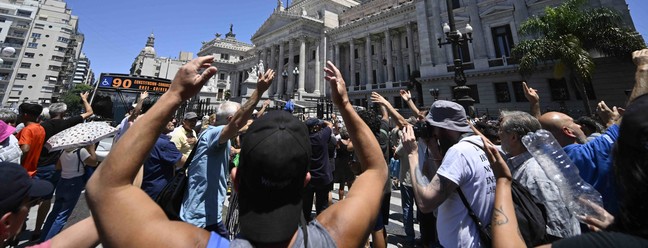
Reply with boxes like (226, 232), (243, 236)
(0, 64), (14, 70)
(10, 24), (29, 30)
(7, 33), (26, 39)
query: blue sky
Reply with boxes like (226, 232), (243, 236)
(65, 0), (648, 78)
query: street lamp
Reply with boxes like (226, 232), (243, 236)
(429, 88), (440, 101)
(437, 0), (475, 117)
(281, 69), (288, 100)
(292, 66), (299, 99)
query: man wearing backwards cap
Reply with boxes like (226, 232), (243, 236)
(84, 58), (387, 247)
(0, 162), (100, 247)
(407, 100), (495, 248)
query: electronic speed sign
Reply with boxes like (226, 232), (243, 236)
(98, 74), (171, 93)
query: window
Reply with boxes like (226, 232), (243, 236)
(393, 96), (403, 109)
(57, 37), (69, 43)
(451, 85), (480, 103)
(34, 23), (44, 29)
(491, 25), (514, 58)
(27, 43), (37, 48)
(218, 89), (224, 100)
(452, 0), (460, 9)
(355, 72), (360, 86)
(312, 50), (316, 60)
(24, 53), (34, 58)
(354, 49), (358, 59)
(494, 82), (511, 103)
(48, 65), (61, 71)
(221, 53), (229, 60)
(51, 56), (64, 62)
(16, 73), (27, 80)
(16, 10), (31, 17)
(219, 73), (225, 80)
(371, 45), (375, 55)
(548, 78), (570, 101)
(38, 16), (47, 21)
(31, 33), (41, 39)
(512, 81), (528, 102)
(20, 63), (30, 69)
(405, 36), (409, 48)
(572, 80), (597, 100)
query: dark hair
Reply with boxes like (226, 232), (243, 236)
(357, 109), (380, 135)
(614, 142), (648, 238)
(576, 116), (603, 134)
(140, 98), (156, 114)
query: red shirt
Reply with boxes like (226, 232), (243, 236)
(17, 123), (45, 177)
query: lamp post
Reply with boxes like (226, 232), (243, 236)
(292, 66), (299, 99)
(281, 69), (288, 100)
(437, 0), (475, 117)
(429, 88), (440, 101)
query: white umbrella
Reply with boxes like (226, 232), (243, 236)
(46, 122), (117, 152)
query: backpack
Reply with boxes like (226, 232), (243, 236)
(461, 140), (550, 247)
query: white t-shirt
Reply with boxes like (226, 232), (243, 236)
(436, 135), (495, 248)
(60, 148), (90, 179)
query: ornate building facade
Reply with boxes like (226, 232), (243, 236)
(200, 0), (638, 116)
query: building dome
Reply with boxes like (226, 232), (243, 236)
(142, 46), (156, 56)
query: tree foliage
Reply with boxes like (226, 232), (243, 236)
(60, 84), (93, 115)
(511, 0), (645, 115)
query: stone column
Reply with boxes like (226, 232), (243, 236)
(376, 35), (384, 84)
(298, 37), (306, 95)
(349, 39), (356, 86)
(384, 29), (394, 82)
(466, 0), (487, 59)
(334, 43), (340, 68)
(269, 45), (277, 95)
(407, 23), (416, 74)
(365, 35), (373, 86)
(314, 38), (321, 95)
(394, 31), (404, 81)
(288, 39), (295, 97)
(277, 41), (285, 98)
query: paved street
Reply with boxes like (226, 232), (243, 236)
(17, 183), (421, 247)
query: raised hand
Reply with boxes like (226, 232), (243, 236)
(257, 69), (275, 93)
(399, 89), (411, 102)
(370, 92), (388, 106)
(80, 91), (89, 102)
(469, 122), (511, 180)
(262, 99), (271, 107)
(169, 56), (218, 101)
(140, 91), (149, 100)
(402, 125), (418, 156)
(324, 61), (349, 107)
(632, 49), (648, 68)
(596, 101), (619, 121)
(522, 82), (539, 103)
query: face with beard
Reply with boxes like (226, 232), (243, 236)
(432, 127), (456, 155)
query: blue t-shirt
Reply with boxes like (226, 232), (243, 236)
(181, 125), (230, 227)
(563, 124), (619, 214)
(142, 134), (183, 199)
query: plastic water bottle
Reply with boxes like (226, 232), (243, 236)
(522, 129), (604, 222)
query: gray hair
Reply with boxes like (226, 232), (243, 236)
(499, 110), (541, 141)
(215, 101), (241, 125)
(0, 108), (17, 124)
(49, 102), (67, 115)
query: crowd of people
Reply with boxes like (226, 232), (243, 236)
(1, 48), (648, 248)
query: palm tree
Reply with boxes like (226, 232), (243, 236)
(512, 0), (645, 116)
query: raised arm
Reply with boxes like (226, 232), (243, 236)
(256, 99), (271, 117)
(218, 69), (275, 144)
(371, 91), (408, 128)
(523, 82), (541, 119)
(85, 56), (217, 247)
(79, 92), (94, 119)
(629, 49), (648, 104)
(596, 101), (621, 128)
(400, 89), (424, 119)
(128, 91), (149, 122)
(317, 61), (388, 247)
(402, 126), (454, 213)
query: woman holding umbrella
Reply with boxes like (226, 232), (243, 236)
(39, 143), (97, 242)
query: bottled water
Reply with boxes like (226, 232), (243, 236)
(522, 129), (604, 222)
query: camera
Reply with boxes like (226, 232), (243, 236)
(413, 121), (433, 139)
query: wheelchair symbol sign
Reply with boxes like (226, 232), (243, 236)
(99, 77), (113, 88)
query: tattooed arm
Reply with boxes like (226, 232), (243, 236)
(401, 125), (457, 213)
